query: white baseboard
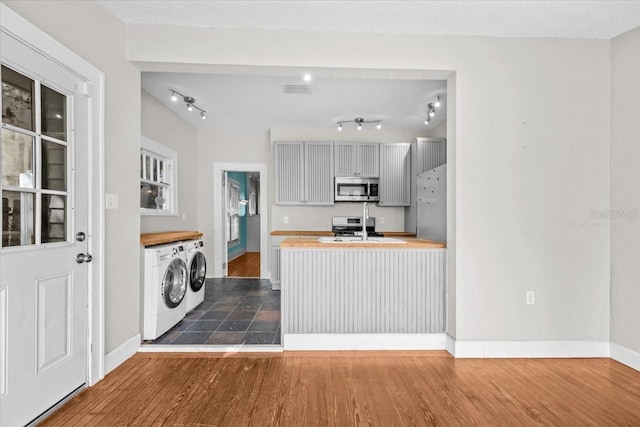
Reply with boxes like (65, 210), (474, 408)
(104, 333), (140, 374)
(445, 334), (456, 356)
(283, 333), (447, 351)
(451, 340), (610, 358)
(610, 342), (640, 372)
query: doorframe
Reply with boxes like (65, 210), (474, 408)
(1, 4), (106, 386)
(213, 162), (268, 278)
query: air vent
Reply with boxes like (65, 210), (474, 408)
(283, 84), (312, 95)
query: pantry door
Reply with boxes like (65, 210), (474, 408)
(0, 29), (91, 426)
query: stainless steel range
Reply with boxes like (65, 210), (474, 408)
(332, 216), (384, 238)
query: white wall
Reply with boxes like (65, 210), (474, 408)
(610, 27), (640, 354)
(3, 0), (142, 353)
(196, 129), (270, 272)
(129, 25), (611, 342)
(140, 90), (198, 233)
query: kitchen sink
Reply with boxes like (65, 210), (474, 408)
(318, 237), (407, 244)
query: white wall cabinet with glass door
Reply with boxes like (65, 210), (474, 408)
(274, 141), (334, 206)
(140, 136), (177, 216)
(334, 142), (379, 177)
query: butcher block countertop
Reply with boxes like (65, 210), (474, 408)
(280, 237), (446, 249)
(271, 230), (416, 237)
(140, 231), (203, 247)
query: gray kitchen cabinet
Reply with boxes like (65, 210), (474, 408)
(334, 142), (379, 177)
(304, 141), (334, 205)
(414, 137), (447, 175)
(379, 143), (411, 206)
(274, 141), (334, 205)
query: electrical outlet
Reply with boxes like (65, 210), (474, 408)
(283, 216), (289, 224)
(526, 291), (535, 305)
(380, 217), (385, 225)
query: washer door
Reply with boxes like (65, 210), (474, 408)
(189, 252), (207, 292)
(162, 258), (187, 308)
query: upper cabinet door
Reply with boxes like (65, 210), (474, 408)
(379, 143), (411, 206)
(274, 141), (305, 205)
(304, 142), (334, 205)
(357, 143), (380, 177)
(334, 142), (379, 177)
(334, 143), (357, 176)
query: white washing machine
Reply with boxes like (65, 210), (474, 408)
(143, 242), (188, 340)
(185, 239), (207, 312)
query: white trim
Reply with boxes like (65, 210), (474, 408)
(212, 162), (269, 279)
(283, 334), (447, 351)
(138, 344), (283, 353)
(445, 333), (456, 356)
(104, 334), (141, 374)
(610, 342), (640, 372)
(451, 340), (610, 358)
(1, 3), (105, 387)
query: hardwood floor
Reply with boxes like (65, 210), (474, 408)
(42, 352), (640, 426)
(228, 252), (260, 277)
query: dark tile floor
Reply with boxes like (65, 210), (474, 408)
(149, 278), (281, 345)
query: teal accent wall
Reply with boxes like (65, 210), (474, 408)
(228, 171), (248, 259)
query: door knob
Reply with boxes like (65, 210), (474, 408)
(76, 253), (93, 263)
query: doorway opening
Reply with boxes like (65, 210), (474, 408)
(225, 171), (261, 278)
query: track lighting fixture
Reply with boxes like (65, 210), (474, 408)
(336, 117), (383, 131)
(434, 95), (441, 108)
(169, 89), (207, 119)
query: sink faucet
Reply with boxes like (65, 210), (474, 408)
(362, 202), (369, 241)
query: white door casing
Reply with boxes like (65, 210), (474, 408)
(212, 163), (268, 279)
(0, 5), (105, 426)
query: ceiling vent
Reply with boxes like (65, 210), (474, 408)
(283, 84), (312, 95)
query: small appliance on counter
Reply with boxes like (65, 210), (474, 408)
(332, 216), (384, 238)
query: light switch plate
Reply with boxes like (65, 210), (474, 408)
(105, 193), (118, 209)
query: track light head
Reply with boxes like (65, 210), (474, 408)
(187, 104), (193, 112)
(429, 108), (435, 118)
(434, 95), (441, 108)
(376, 121), (382, 130)
(201, 111), (206, 120)
(338, 123), (343, 131)
(170, 91), (178, 102)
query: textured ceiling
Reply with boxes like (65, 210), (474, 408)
(100, 0), (640, 39)
(141, 72), (447, 132)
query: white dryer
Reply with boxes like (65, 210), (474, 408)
(143, 242), (188, 340)
(185, 239), (207, 312)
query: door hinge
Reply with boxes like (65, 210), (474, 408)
(222, 262), (227, 269)
(80, 81), (93, 97)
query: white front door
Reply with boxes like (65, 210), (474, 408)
(0, 30), (90, 426)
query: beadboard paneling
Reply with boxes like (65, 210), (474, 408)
(281, 248), (446, 334)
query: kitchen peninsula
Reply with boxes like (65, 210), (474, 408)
(280, 237), (447, 350)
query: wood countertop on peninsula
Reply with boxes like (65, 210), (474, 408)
(280, 237), (446, 249)
(140, 231), (203, 247)
(271, 230), (416, 237)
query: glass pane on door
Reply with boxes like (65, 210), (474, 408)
(41, 194), (66, 243)
(41, 140), (67, 191)
(1, 65), (35, 131)
(1, 128), (34, 188)
(2, 190), (35, 247)
(41, 84), (67, 141)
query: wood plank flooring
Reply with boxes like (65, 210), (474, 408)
(42, 352), (640, 426)
(228, 252), (260, 277)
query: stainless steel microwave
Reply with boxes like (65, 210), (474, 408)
(335, 177), (380, 202)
